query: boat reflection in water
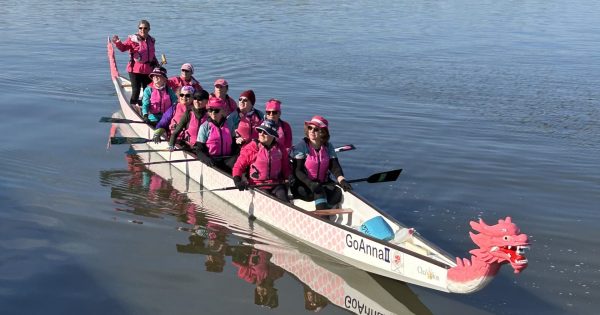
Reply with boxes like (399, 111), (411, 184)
(100, 150), (432, 315)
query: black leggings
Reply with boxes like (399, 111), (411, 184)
(265, 184), (289, 202)
(129, 72), (152, 105)
(290, 180), (342, 209)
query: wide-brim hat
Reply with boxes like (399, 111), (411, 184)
(304, 115), (328, 131)
(149, 67), (167, 79)
(256, 119), (279, 138)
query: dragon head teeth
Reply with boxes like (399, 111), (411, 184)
(516, 245), (529, 255)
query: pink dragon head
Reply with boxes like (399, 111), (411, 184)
(469, 216), (529, 273)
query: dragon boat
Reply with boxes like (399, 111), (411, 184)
(106, 38), (530, 293)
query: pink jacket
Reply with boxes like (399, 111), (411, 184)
(232, 140), (291, 185)
(114, 34), (156, 74)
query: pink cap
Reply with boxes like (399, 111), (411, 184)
(304, 115), (329, 130)
(214, 78), (228, 87)
(207, 97), (226, 110)
(181, 63), (194, 74)
(180, 85), (195, 94)
(265, 99), (281, 112)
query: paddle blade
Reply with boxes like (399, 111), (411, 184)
(110, 137), (150, 145)
(99, 117), (145, 124)
(335, 144), (356, 153)
(366, 169), (402, 183)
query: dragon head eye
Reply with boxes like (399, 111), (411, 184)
(503, 236), (509, 241)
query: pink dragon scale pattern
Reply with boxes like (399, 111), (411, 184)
(447, 216), (529, 293)
(254, 196), (346, 253)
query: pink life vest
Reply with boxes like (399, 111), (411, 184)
(184, 110), (205, 147)
(248, 141), (284, 184)
(168, 76), (203, 93)
(169, 103), (188, 140)
(304, 143), (330, 183)
(236, 111), (263, 143)
(206, 121), (232, 156)
(149, 87), (172, 115)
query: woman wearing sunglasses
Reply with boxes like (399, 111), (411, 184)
(232, 120), (291, 201)
(167, 90), (210, 151)
(263, 99), (293, 154)
(290, 116), (352, 210)
(168, 63), (203, 93)
(141, 67), (177, 126)
(194, 98), (237, 171)
(152, 85), (196, 145)
(211, 78), (237, 116)
(112, 20), (159, 107)
(228, 90), (264, 148)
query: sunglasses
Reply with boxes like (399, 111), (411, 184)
(266, 111), (279, 115)
(179, 94), (192, 98)
(239, 98), (250, 103)
(307, 125), (321, 132)
(214, 84), (226, 89)
(208, 108), (221, 113)
(138, 27), (148, 30)
(181, 69), (190, 73)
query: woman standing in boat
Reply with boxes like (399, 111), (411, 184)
(290, 116), (352, 210)
(152, 85), (195, 144)
(141, 67), (177, 126)
(167, 90), (209, 151)
(228, 90), (264, 148)
(194, 97), (237, 171)
(263, 99), (293, 154)
(211, 78), (237, 116)
(231, 120), (290, 201)
(168, 63), (203, 93)
(112, 20), (158, 107)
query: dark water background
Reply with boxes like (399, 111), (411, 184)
(1, 0), (599, 314)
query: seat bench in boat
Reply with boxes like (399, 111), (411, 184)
(311, 208), (353, 216)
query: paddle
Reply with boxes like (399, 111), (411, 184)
(134, 157), (232, 166)
(128, 144), (356, 165)
(126, 144), (356, 154)
(160, 53), (167, 65)
(110, 136), (152, 145)
(100, 117), (146, 124)
(182, 182), (281, 194)
(182, 169), (402, 194)
(127, 148), (187, 153)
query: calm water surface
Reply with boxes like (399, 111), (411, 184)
(1, 1), (599, 314)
